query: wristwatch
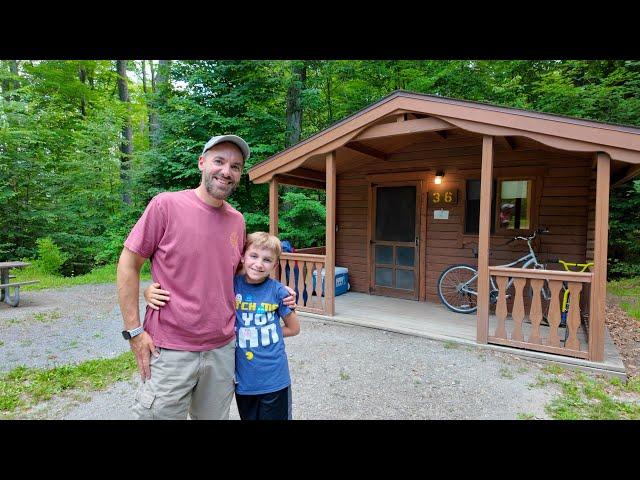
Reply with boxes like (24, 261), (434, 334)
(122, 325), (144, 340)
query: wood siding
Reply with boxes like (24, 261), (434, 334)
(335, 140), (593, 304)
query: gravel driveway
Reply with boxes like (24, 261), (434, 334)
(0, 283), (560, 420)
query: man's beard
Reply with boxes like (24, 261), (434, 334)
(203, 172), (239, 200)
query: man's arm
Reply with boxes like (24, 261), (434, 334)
(117, 247), (157, 380)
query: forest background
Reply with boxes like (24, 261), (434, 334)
(1, 60), (639, 279)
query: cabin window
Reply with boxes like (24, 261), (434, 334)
(497, 179), (532, 231)
(464, 179), (496, 234)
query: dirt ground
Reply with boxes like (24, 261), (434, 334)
(605, 300), (640, 378)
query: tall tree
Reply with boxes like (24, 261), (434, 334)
(285, 61), (307, 147)
(117, 60), (133, 204)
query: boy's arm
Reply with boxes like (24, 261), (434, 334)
(144, 283), (171, 310)
(281, 310), (300, 337)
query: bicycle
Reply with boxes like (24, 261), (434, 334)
(546, 259), (593, 328)
(437, 228), (551, 314)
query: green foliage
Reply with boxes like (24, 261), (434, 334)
(34, 237), (69, 275)
(2, 59), (640, 278)
(278, 189), (326, 248)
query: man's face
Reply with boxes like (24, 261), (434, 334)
(198, 142), (244, 200)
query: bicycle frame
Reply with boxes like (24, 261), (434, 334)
(460, 236), (545, 298)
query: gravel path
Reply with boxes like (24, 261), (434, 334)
(0, 283), (560, 420)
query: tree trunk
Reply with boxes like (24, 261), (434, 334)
(150, 60), (170, 149)
(117, 60), (133, 205)
(78, 64), (87, 116)
(285, 61), (307, 147)
(1, 60), (19, 100)
(141, 60), (147, 94)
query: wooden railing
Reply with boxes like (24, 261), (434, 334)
(278, 252), (327, 314)
(296, 246), (326, 255)
(488, 267), (593, 359)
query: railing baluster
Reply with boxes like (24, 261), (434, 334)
(512, 278), (526, 341)
(529, 279), (543, 344)
(546, 280), (563, 348)
(296, 260), (305, 308)
(305, 261), (314, 308)
(494, 276), (508, 339)
(565, 282), (583, 351)
(279, 259), (287, 285)
(315, 261), (324, 312)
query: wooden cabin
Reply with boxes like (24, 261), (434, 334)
(248, 91), (640, 365)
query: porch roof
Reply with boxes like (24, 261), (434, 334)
(248, 90), (640, 185)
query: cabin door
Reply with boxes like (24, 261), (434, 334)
(370, 183), (420, 300)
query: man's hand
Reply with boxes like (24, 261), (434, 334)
(283, 285), (297, 310)
(129, 332), (159, 380)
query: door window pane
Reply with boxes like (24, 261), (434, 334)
(396, 270), (414, 290)
(375, 186), (416, 241)
(375, 245), (393, 265)
(396, 247), (415, 266)
(375, 267), (393, 287)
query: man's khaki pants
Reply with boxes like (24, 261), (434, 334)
(133, 339), (235, 420)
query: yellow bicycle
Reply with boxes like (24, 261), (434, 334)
(547, 258), (594, 343)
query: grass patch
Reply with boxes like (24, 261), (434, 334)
(339, 370), (350, 381)
(608, 277), (640, 320)
(443, 341), (458, 349)
(543, 364), (564, 375)
(33, 310), (62, 323)
(13, 262), (152, 291)
(516, 412), (536, 420)
(0, 351), (136, 414)
(500, 367), (515, 379)
(539, 369), (640, 420)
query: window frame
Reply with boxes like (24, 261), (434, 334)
(495, 176), (537, 235)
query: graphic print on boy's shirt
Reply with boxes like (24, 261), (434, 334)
(236, 293), (281, 354)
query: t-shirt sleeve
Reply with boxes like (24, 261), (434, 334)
(276, 282), (293, 319)
(123, 196), (167, 258)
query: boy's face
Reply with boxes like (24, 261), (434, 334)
(242, 244), (277, 283)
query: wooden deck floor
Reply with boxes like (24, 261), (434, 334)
(299, 291), (626, 378)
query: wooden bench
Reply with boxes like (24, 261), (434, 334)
(0, 280), (39, 307)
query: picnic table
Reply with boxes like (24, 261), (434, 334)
(0, 261), (39, 307)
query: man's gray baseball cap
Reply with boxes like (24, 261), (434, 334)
(202, 135), (250, 162)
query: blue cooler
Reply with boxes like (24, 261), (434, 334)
(313, 266), (350, 296)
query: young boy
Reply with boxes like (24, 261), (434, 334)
(144, 231), (300, 420)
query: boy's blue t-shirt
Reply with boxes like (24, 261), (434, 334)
(234, 274), (293, 395)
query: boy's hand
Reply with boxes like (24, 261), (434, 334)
(283, 286), (297, 310)
(144, 282), (171, 310)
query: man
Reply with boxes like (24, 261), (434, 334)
(117, 135), (294, 420)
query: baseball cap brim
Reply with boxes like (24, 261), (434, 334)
(202, 135), (250, 162)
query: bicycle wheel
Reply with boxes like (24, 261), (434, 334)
(437, 264), (478, 314)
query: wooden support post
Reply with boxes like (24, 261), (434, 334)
(325, 151), (336, 315)
(588, 152), (610, 361)
(477, 136), (494, 344)
(269, 178), (279, 279)
(269, 178), (278, 237)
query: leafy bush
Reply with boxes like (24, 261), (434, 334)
(34, 237), (69, 275)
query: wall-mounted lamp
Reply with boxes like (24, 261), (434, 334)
(434, 170), (445, 185)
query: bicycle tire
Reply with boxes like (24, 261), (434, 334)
(437, 264), (479, 314)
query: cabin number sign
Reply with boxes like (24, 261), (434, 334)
(428, 187), (458, 207)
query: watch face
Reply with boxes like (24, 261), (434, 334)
(122, 330), (131, 340)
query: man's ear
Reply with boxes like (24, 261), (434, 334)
(197, 155), (205, 171)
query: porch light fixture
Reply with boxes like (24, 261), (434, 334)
(434, 170), (444, 185)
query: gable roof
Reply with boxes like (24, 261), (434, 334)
(248, 90), (640, 184)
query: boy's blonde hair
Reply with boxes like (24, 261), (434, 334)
(245, 231), (282, 259)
